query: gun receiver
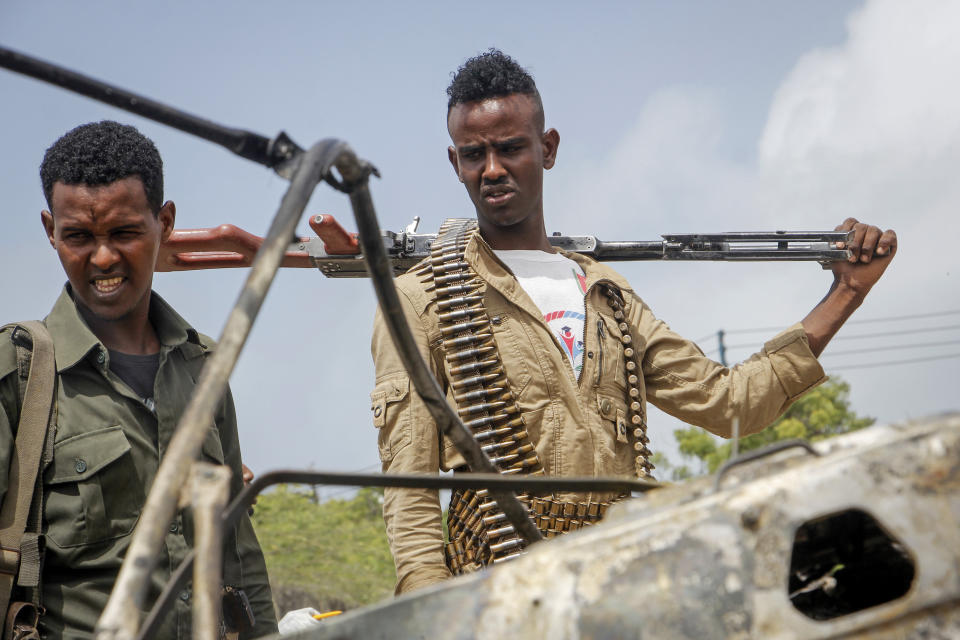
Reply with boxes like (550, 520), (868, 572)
(157, 216), (853, 277)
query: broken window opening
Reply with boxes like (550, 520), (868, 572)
(788, 508), (915, 621)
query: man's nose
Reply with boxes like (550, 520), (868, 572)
(482, 151), (507, 182)
(90, 241), (121, 270)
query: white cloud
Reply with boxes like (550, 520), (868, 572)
(548, 0), (960, 463)
(548, 87), (759, 237)
(758, 0), (960, 225)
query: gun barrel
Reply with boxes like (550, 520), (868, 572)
(662, 231), (851, 243)
(546, 231), (852, 263)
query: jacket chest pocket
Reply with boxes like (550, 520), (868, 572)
(44, 426), (144, 549)
(594, 314), (628, 388)
(485, 312), (532, 402)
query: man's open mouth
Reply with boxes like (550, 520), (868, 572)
(93, 276), (124, 294)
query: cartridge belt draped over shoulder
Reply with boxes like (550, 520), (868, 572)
(421, 220), (628, 574)
(418, 219), (536, 571)
(599, 285), (655, 479)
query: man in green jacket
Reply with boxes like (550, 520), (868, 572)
(0, 121), (277, 638)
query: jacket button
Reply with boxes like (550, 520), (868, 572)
(74, 459), (87, 473)
(373, 406), (383, 418)
(600, 399), (612, 414)
(179, 590), (190, 602)
(169, 521), (179, 533)
(96, 350), (105, 364)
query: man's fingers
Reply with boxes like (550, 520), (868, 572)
(876, 229), (897, 257)
(847, 223), (868, 262)
(859, 226), (881, 262)
(834, 217), (858, 249)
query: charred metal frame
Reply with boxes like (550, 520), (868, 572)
(138, 470), (657, 640)
(0, 46), (302, 176)
(0, 44), (565, 639)
(0, 43), (867, 640)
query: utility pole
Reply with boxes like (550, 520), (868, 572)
(717, 329), (728, 367)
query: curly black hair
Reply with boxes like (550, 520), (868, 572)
(40, 120), (164, 214)
(447, 49), (544, 128)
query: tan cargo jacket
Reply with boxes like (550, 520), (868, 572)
(371, 233), (826, 594)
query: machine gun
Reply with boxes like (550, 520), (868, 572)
(157, 215), (853, 276)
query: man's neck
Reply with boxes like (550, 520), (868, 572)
(478, 217), (556, 252)
(78, 298), (160, 355)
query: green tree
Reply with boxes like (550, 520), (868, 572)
(649, 451), (693, 482)
(671, 378), (874, 476)
(251, 485), (395, 613)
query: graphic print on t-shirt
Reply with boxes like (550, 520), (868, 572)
(574, 269), (587, 295)
(544, 310), (586, 375)
(493, 251), (588, 379)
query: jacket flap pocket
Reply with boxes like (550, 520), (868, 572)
(48, 426), (131, 484)
(370, 375), (409, 428)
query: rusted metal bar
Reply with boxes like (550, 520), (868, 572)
(190, 463), (232, 640)
(0, 45), (301, 176)
(138, 469), (660, 639)
(713, 438), (820, 491)
(95, 139), (360, 640)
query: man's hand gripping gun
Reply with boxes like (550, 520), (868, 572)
(156, 215), (853, 276)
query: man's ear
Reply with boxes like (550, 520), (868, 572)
(448, 146), (463, 182)
(158, 200), (176, 242)
(542, 128), (560, 170)
(41, 210), (57, 249)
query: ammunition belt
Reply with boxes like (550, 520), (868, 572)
(422, 221), (651, 574)
(418, 219), (544, 572)
(599, 285), (655, 479)
(444, 490), (623, 574)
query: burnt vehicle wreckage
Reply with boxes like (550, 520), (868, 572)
(1, 45), (958, 639)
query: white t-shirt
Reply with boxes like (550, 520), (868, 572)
(493, 250), (588, 378)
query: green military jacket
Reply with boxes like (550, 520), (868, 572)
(0, 287), (276, 639)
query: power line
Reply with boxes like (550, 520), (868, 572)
(843, 309), (960, 325)
(724, 324), (960, 351)
(830, 324), (960, 342)
(721, 309), (960, 336)
(827, 352), (960, 371)
(820, 338), (960, 358)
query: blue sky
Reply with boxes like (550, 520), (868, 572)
(2, 0), (956, 480)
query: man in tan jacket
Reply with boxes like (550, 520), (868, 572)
(370, 50), (896, 595)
